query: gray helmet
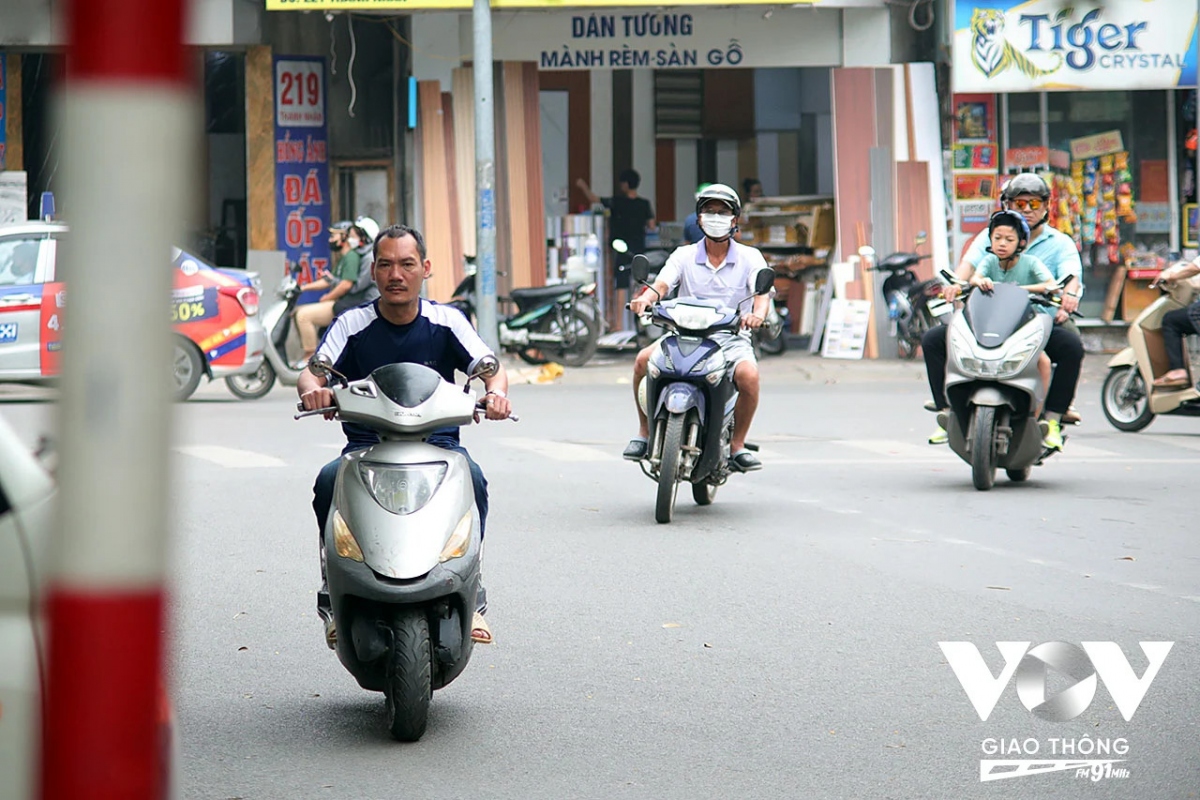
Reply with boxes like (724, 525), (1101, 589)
(695, 183), (742, 218)
(1001, 173), (1051, 200)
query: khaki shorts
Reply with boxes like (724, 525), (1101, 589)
(712, 331), (757, 370)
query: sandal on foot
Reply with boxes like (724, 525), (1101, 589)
(730, 450), (762, 472)
(623, 437), (648, 461)
(471, 612), (493, 645)
(1153, 374), (1189, 388)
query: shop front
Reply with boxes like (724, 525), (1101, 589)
(950, 0), (1199, 320)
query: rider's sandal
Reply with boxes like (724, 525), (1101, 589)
(623, 437), (648, 461)
(730, 450), (762, 472)
(471, 612), (493, 645)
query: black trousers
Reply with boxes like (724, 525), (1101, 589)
(1162, 307), (1198, 371)
(922, 322), (1083, 415)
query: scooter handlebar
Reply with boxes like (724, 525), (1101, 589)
(475, 399), (519, 422)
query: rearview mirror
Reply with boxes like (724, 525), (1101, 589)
(612, 238), (629, 254)
(308, 354), (334, 378)
(470, 354), (500, 380)
(631, 253), (651, 284)
(754, 268), (776, 296)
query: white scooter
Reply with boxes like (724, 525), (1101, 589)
(295, 353), (515, 741)
(937, 270), (1068, 490)
(225, 274), (307, 399)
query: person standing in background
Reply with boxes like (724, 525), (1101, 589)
(576, 169), (656, 314)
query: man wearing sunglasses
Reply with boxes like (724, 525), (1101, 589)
(922, 173), (1085, 449)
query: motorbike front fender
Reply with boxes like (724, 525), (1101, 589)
(655, 381), (705, 420)
(1107, 347), (1137, 369)
(969, 385), (1016, 409)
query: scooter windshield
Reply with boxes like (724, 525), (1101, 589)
(965, 283), (1034, 349)
(369, 363), (444, 408)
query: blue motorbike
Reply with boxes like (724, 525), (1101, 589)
(629, 254), (775, 523)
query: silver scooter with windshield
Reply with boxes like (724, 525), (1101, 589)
(937, 270), (1069, 490)
(295, 353), (516, 741)
(630, 254), (774, 523)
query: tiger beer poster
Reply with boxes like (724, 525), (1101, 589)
(953, 0), (1199, 92)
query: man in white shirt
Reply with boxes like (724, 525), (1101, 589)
(624, 184), (772, 472)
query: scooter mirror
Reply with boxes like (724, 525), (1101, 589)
(612, 239), (629, 254)
(470, 354), (500, 380)
(754, 267), (776, 295)
(631, 253), (651, 284)
(308, 354), (334, 379)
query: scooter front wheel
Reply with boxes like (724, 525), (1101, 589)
(970, 405), (997, 491)
(655, 412), (685, 523)
(1101, 366), (1155, 432)
(385, 610), (432, 742)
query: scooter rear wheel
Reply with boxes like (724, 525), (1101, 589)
(970, 406), (997, 491)
(692, 481), (717, 505)
(385, 610), (432, 742)
(225, 361), (277, 400)
(655, 412), (685, 523)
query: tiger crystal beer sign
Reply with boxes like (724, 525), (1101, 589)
(953, 0), (1199, 92)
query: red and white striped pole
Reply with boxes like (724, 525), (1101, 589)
(41, 1), (193, 798)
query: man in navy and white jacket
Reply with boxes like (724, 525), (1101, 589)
(298, 224), (512, 642)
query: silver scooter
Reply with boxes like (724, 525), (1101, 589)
(225, 273), (307, 399)
(936, 270), (1066, 490)
(296, 354), (515, 741)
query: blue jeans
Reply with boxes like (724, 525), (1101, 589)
(312, 434), (490, 540)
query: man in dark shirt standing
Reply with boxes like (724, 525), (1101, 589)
(576, 168), (656, 312)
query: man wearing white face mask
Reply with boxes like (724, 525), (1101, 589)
(624, 184), (772, 472)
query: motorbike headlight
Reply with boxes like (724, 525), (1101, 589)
(439, 510), (474, 563)
(332, 509), (364, 562)
(358, 461), (448, 515)
(691, 350), (727, 383)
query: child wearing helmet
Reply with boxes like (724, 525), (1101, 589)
(968, 209), (1058, 415)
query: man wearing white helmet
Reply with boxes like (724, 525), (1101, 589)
(624, 183), (772, 472)
(922, 173), (1084, 449)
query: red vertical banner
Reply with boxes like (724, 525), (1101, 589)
(39, 281), (64, 375)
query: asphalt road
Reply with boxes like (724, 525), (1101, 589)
(3, 352), (1197, 799)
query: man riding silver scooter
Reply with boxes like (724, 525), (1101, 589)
(297, 224), (514, 740)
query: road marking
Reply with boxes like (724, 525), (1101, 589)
(839, 438), (944, 459)
(496, 436), (615, 462)
(175, 445), (287, 468)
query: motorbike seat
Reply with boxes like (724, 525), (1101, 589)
(876, 252), (922, 271)
(508, 283), (583, 310)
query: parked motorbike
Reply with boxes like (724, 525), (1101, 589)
(863, 236), (948, 359)
(936, 270), (1069, 490)
(225, 272), (307, 399)
(629, 254), (774, 523)
(448, 270), (600, 367)
(295, 353), (515, 741)
(1101, 269), (1200, 431)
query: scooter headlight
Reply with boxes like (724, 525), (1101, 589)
(358, 461), (448, 515)
(690, 349), (727, 384)
(439, 510), (474, 563)
(332, 509), (364, 562)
